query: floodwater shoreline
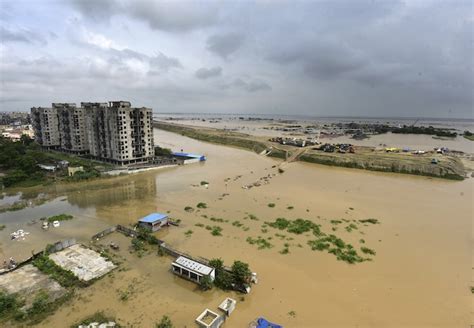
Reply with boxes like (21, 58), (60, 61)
(153, 121), (467, 180)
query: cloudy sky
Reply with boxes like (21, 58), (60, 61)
(0, 0), (472, 118)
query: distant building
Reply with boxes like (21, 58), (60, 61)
(31, 101), (155, 164)
(31, 107), (60, 147)
(67, 166), (84, 176)
(138, 212), (169, 232)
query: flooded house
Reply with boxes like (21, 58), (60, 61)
(171, 256), (215, 284)
(138, 212), (169, 232)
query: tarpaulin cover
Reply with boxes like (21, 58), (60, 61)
(256, 317), (283, 328)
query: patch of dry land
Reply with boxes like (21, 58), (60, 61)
(154, 121), (466, 180)
(0, 127), (472, 327)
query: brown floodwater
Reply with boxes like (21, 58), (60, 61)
(0, 128), (472, 327)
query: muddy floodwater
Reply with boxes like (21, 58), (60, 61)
(0, 128), (472, 327)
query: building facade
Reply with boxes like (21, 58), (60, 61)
(31, 101), (154, 164)
(31, 107), (60, 147)
(55, 103), (89, 153)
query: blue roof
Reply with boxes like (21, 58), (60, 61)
(172, 152), (206, 159)
(139, 213), (168, 223)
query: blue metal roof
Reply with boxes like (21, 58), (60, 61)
(139, 213), (168, 223)
(172, 152), (206, 159)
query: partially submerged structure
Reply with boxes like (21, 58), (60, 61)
(195, 309), (224, 328)
(171, 256), (215, 284)
(49, 244), (115, 281)
(172, 152), (207, 164)
(218, 298), (237, 316)
(138, 212), (169, 232)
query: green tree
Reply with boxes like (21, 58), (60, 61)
(199, 275), (213, 291)
(231, 261), (251, 286)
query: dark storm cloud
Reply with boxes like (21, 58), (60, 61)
(206, 33), (245, 59)
(195, 66), (222, 79)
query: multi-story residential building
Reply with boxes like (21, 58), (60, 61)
(30, 107), (60, 147)
(31, 101), (154, 165)
(55, 103), (89, 153)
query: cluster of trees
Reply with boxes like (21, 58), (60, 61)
(390, 125), (457, 137)
(0, 135), (46, 187)
(201, 259), (252, 291)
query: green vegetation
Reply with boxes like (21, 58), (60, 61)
(231, 261), (252, 286)
(267, 203), (276, 208)
(156, 315), (174, 328)
(46, 213), (73, 223)
(0, 136), (109, 188)
(307, 235), (370, 264)
(184, 230), (193, 237)
(0, 224), (5, 231)
(360, 247), (376, 255)
(391, 125), (457, 137)
(463, 131), (474, 141)
(345, 223), (358, 232)
(199, 275), (213, 291)
(248, 214), (259, 221)
(206, 259), (252, 292)
(287, 206), (294, 210)
(131, 238), (146, 252)
(184, 206), (194, 212)
(208, 258), (233, 290)
(195, 223), (204, 227)
(330, 220), (343, 224)
(279, 247), (290, 254)
(267, 218), (323, 236)
(246, 236), (273, 249)
(197, 202), (208, 209)
(359, 218), (379, 224)
(32, 254), (83, 287)
(71, 312), (119, 328)
(210, 217), (225, 222)
(288, 310), (296, 318)
(0, 291), (22, 321)
(210, 226), (222, 236)
(200, 181), (209, 185)
(232, 220), (243, 227)
(359, 239), (365, 244)
(154, 146), (173, 156)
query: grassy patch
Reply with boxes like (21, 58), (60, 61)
(0, 224), (5, 231)
(359, 218), (379, 224)
(184, 206), (194, 212)
(32, 254), (83, 287)
(232, 220), (243, 227)
(248, 214), (259, 221)
(184, 230), (193, 237)
(197, 202), (207, 209)
(246, 236), (273, 249)
(195, 223), (204, 227)
(307, 235), (372, 264)
(360, 247), (376, 255)
(46, 213), (73, 223)
(267, 203), (276, 208)
(210, 226), (222, 236)
(345, 223), (358, 232)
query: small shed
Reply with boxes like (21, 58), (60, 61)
(172, 152), (207, 164)
(171, 256), (215, 284)
(138, 213), (169, 232)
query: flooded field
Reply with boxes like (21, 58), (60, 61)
(0, 128), (472, 327)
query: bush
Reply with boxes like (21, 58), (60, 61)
(359, 218), (379, 224)
(210, 226), (222, 236)
(267, 203), (276, 208)
(361, 247), (376, 255)
(197, 202), (207, 209)
(0, 291), (21, 318)
(46, 213), (73, 223)
(156, 315), (174, 328)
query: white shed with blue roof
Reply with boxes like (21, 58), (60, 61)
(138, 212), (169, 232)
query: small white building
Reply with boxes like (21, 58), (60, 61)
(171, 256), (215, 284)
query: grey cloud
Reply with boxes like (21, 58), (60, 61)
(227, 78), (271, 93)
(206, 33), (244, 59)
(70, 0), (119, 22)
(0, 26), (46, 45)
(70, 0), (219, 32)
(195, 66), (222, 79)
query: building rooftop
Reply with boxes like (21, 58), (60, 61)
(172, 152), (206, 159)
(174, 256), (214, 276)
(139, 212), (168, 223)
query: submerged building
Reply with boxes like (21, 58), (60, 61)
(31, 101), (155, 164)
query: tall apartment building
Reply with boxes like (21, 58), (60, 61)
(31, 106), (60, 147)
(31, 101), (154, 165)
(55, 103), (89, 153)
